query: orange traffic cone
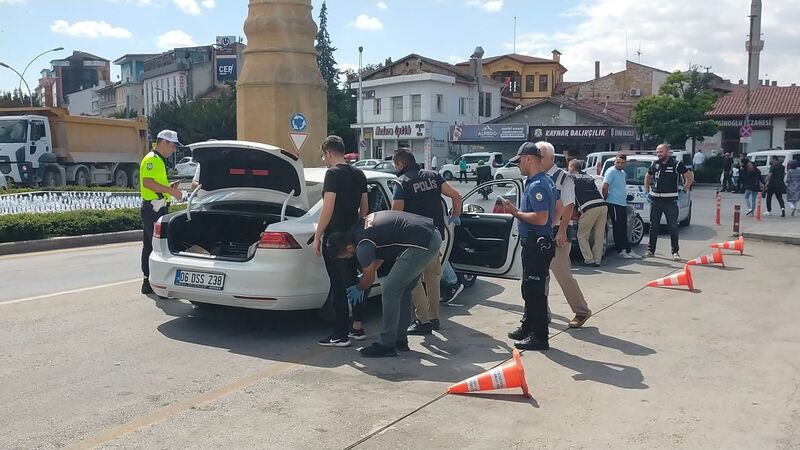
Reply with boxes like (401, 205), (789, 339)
(710, 235), (744, 255)
(646, 264), (695, 291)
(687, 249), (725, 267)
(447, 349), (530, 397)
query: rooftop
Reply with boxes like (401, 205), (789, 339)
(455, 53), (556, 67)
(708, 86), (800, 117)
(490, 97), (633, 126)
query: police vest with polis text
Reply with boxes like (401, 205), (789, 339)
(649, 157), (686, 199)
(572, 172), (606, 213)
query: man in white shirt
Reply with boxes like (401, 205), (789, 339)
(693, 151), (705, 171)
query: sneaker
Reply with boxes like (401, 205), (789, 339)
(441, 283), (465, 305)
(764, 211), (772, 216)
(627, 251), (642, 259)
(592, 262), (601, 267)
(395, 340), (411, 352)
(407, 320), (433, 336)
(746, 209), (754, 216)
(348, 327), (366, 341)
(583, 259), (595, 266)
(792, 208), (797, 217)
(359, 342), (397, 358)
(318, 333), (351, 347)
(514, 334), (549, 351)
(141, 278), (153, 294)
(618, 251), (633, 259)
(507, 326), (529, 341)
(431, 319), (440, 331)
(644, 250), (655, 258)
(781, 209), (786, 218)
(672, 252), (681, 261)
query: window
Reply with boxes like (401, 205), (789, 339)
(412, 94), (421, 120)
(539, 75), (549, 92)
(436, 94), (444, 113)
(30, 120), (46, 139)
(367, 182), (390, 213)
(392, 96), (403, 121)
(479, 92), (493, 117)
(374, 97), (381, 115)
(526, 75), (535, 92)
(459, 97), (467, 115)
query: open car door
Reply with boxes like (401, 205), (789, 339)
(450, 179), (524, 280)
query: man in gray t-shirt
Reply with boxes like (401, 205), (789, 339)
(326, 211), (442, 357)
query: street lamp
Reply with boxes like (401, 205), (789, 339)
(0, 62), (33, 107)
(19, 47), (63, 100)
(358, 46), (365, 159)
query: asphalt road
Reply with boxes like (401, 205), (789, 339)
(2, 186), (798, 449)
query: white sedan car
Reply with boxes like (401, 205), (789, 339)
(148, 140), (524, 316)
(174, 156), (198, 177)
(352, 159), (381, 170)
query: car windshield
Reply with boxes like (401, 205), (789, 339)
(623, 161), (651, 185)
(0, 119), (28, 143)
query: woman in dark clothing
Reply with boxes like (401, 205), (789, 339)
(740, 160), (763, 216)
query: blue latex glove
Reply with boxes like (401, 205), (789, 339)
(346, 285), (364, 306)
(449, 215), (461, 226)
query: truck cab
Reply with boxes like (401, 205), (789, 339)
(0, 115), (53, 186)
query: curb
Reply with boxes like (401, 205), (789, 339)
(0, 230), (143, 256)
(742, 231), (800, 246)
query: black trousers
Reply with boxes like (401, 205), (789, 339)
(141, 202), (168, 278)
(459, 170), (467, 183)
(520, 236), (555, 341)
(766, 186), (785, 212)
(609, 204), (630, 253)
(722, 170), (733, 191)
(322, 234), (363, 336)
(648, 198), (679, 254)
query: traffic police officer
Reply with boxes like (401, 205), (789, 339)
(501, 142), (557, 351)
(140, 130), (185, 294)
(644, 144), (694, 261)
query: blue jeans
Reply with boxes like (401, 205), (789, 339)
(378, 232), (443, 347)
(440, 260), (457, 288)
(745, 190), (757, 211)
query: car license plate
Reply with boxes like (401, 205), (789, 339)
(174, 269), (225, 291)
(633, 203), (644, 210)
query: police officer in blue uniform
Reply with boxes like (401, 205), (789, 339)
(501, 142), (557, 351)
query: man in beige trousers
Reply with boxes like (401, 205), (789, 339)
(569, 159), (608, 267)
(538, 142), (592, 328)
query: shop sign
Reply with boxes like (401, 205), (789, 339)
(373, 122), (427, 139)
(711, 118), (772, 128)
(531, 126), (610, 140)
(449, 123), (528, 142)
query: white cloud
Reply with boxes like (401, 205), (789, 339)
(351, 14), (384, 31)
(467, 0), (503, 13)
(201, 0), (214, 8)
(156, 30), (197, 49)
(50, 20), (132, 39)
(377, 1), (387, 9)
(447, 55), (462, 64)
(0, 0), (27, 4)
(173, 0), (201, 15)
(508, 0), (800, 85)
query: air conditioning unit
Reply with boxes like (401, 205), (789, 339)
(629, 88), (642, 97)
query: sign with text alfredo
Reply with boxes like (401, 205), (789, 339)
(449, 124), (528, 142)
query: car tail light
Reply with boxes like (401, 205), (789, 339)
(153, 220), (163, 239)
(259, 232), (301, 249)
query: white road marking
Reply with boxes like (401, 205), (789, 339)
(0, 278), (140, 306)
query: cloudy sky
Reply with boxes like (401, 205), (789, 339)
(0, 0), (797, 94)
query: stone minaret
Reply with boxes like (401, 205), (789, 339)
(238, 0), (327, 168)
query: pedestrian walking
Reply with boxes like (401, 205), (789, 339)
(500, 143), (556, 351)
(693, 150), (705, 172)
(740, 160), (763, 216)
(327, 211), (443, 357)
(602, 153), (640, 259)
(764, 156), (787, 217)
(722, 152), (734, 192)
(139, 130), (185, 294)
(644, 144), (694, 261)
(431, 155), (438, 171)
(459, 158), (468, 183)
(312, 136), (370, 348)
(540, 142), (592, 328)
(786, 160), (800, 216)
(391, 150), (462, 336)
(569, 159), (608, 267)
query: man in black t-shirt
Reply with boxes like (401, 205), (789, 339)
(313, 136), (369, 347)
(764, 156), (786, 217)
(722, 152), (734, 192)
(391, 150), (462, 336)
(327, 211), (442, 357)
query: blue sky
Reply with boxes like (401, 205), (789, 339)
(1, 0), (797, 95)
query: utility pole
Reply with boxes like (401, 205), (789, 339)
(513, 17), (517, 53)
(358, 46), (365, 159)
(743, 0), (764, 155)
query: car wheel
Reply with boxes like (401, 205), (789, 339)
(114, 168), (129, 188)
(457, 272), (477, 288)
(495, 174), (507, 187)
(42, 168), (61, 187)
(629, 214), (645, 245)
(680, 202), (692, 227)
(442, 171), (453, 181)
(75, 168), (89, 187)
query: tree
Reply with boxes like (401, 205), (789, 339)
(315, 1), (339, 93)
(109, 109), (138, 119)
(147, 83), (236, 143)
(0, 89), (40, 108)
(633, 69), (719, 148)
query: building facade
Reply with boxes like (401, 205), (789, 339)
(36, 51), (111, 108)
(456, 51), (567, 104)
(350, 54), (502, 163)
(113, 54), (159, 117)
(562, 60), (670, 103)
(65, 81), (106, 116)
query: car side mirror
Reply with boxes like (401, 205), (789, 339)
(464, 204), (484, 214)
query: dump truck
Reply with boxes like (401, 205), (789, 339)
(0, 107), (148, 188)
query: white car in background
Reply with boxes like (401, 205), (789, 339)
(600, 154), (692, 229)
(174, 156), (198, 178)
(439, 152), (504, 181)
(493, 154), (568, 184)
(352, 159), (381, 170)
(148, 140), (524, 318)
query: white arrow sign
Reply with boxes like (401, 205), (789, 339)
(288, 132), (309, 154)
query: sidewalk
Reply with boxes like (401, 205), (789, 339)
(742, 211), (800, 245)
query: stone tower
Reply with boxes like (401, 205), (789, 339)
(238, 0), (327, 168)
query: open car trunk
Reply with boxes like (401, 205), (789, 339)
(167, 209), (280, 261)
